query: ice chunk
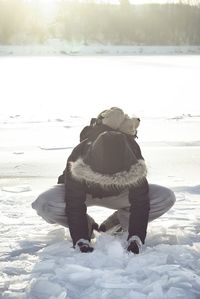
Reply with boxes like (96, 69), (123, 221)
(1, 185), (31, 193)
(97, 281), (142, 289)
(127, 291), (147, 299)
(166, 287), (196, 299)
(106, 240), (124, 260)
(151, 264), (180, 274)
(93, 236), (125, 268)
(49, 291), (67, 299)
(68, 271), (94, 287)
(30, 279), (65, 299)
(146, 282), (164, 299)
(13, 151), (24, 155)
(62, 264), (92, 274)
(39, 146), (73, 150)
(33, 260), (56, 273)
(125, 252), (169, 274)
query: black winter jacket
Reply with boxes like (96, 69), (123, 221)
(58, 124), (150, 246)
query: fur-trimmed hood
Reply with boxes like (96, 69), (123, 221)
(69, 158), (147, 190)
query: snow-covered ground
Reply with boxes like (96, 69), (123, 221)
(0, 56), (200, 298)
(0, 42), (200, 56)
(0, 114), (200, 299)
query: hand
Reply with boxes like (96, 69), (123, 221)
(77, 240), (94, 253)
(127, 240), (140, 254)
(127, 236), (142, 254)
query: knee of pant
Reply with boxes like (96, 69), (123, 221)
(164, 188), (176, 208)
(32, 193), (48, 211)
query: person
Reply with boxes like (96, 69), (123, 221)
(32, 107), (176, 254)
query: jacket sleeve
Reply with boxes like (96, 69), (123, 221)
(127, 136), (144, 160)
(65, 174), (89, 246)
(64, 140), (90, 246)
(128, 178), (150, 244)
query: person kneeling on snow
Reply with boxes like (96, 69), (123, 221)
(32, 107), (176, 254)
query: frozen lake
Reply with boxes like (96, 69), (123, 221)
(0, 56), (200, 119)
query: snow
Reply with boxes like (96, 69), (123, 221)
(0, 42), (200, 56)
(1, 185), (31, 193)
(1, 57), (200, 298)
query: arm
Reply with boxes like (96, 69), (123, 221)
(127, 135), (144, 160)
(128, 178), (150, 250)
(65, 174), (89, 246)
(64, 140), (91, 246)
(126, 135), (149, 243)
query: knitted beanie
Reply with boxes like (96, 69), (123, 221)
(119, 115), (140, 136)
(99, 107), (125, 130)
(98, 107), (140, 136)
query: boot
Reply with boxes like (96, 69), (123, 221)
(99, 211), (121, 232)
(87, 214), (99, 240)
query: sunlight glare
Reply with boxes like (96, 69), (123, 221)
(28, 0), (184, 5)
(34, 0), (58, 19)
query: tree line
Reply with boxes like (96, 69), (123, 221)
(0, 0), (200, 45)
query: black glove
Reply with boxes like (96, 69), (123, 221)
(127, 240), (140, 254)
(76, 240), (94, 253)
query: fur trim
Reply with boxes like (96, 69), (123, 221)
(127, 235), (143, 248)
(119, 116), (140, 136)
(70, 158), (147, 189)
(101, 108), (125, 130)
(76, 239), (90, 247)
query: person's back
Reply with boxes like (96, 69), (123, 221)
(65, 123), (149, 253)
